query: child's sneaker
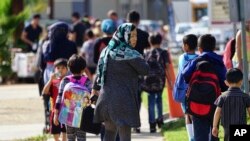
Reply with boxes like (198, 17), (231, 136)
(157, 118), (164, 128)
(43, 125), (50, 134)
(149, 122), (156, 133)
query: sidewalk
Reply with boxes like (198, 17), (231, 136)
(0, 84), (163, 141)
(47, 106), (163, 141)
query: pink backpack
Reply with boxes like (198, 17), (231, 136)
(223, 38), (236, 69)
(58, 75), (90, 128)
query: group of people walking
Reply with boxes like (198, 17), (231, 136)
(23, 10), (170, 141)
(174, 30), (250, 141)
(21, 7), (250, 141)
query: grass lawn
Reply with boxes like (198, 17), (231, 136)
(15, 134), (51, 141)
(141, 88), (234, 141)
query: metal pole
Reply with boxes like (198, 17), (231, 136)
(233, 23), (237, 37)
(239, 0), (249, 94)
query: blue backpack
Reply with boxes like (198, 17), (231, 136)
(173, 54), (198, 103)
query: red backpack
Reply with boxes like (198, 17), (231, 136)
(186, 60), (221, 118)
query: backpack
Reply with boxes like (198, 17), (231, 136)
(58, 75), (90, 128)
(141, 48), (166, 93)
(223, 38), (236, 69)
(186, 59), (221, 118)
(173, 54), (198, 103)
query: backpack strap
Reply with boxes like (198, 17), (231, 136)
(67, 75), (88, 86)
(155, 48), (167, 67)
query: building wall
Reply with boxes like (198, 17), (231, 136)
(172, 1), (192, 23)
(147, 0), (167, 23)
(54, 0), (73, 20)
(91, 0), (117, 19)
(53, 0), (89, 21)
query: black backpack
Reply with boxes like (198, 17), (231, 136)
(186, 59), (221, 118)
(141, 48), (166, 93)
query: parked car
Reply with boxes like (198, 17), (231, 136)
(175, 22), (196, 48)
(138, 20), (163, 33)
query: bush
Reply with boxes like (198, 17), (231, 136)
(0, 0), (28, 81)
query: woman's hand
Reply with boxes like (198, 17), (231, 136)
(91, 89), (99, 97)
(90, 89), (99, 104)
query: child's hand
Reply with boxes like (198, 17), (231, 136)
(167, 80), (173, 89)
(50, 73), (56, 80)
(212, 127), (218, 137)
(53, 114), (59, 126)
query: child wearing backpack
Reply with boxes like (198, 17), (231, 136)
(142, 33), (172, 133)
(54, 54), (92, 141)
(182, 34), (228, 141)
(174, 34), (198, 141)
(42, 58), (68, 141)
(212, 68), (250, 141)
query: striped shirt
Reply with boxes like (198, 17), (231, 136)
(214, 87), (250, 128)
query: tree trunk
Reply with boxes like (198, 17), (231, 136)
(11, 0), (24, 46)
(48, 0), (54, 19)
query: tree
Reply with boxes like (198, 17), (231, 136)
(0, 0), (29, 81)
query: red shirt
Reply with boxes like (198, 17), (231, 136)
(50, 78), (62, 111)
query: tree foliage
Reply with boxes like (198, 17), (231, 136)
(0, 0), (29, 77)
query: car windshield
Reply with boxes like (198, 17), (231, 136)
(177, 26), (191, 34)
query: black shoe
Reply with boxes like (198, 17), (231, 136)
(135, 128), (141, 133)
(150, 122), (156, 133)
(132, 128), (141, 133)
(157, 118), (164, 128)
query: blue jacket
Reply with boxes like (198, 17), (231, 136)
(182, 52), (228, 92)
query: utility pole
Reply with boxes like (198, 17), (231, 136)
(238, 0), (249, 94)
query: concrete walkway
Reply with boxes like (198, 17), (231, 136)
(0, 84), (163, 141)
(84, 106), (163, 141)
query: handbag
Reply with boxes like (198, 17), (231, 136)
(80, 104), (102, 135)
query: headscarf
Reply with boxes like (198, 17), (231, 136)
(101, 19), (116, 34)
(96, 23), (142, 86)
(48, 22), (69, 42)
(45, 22), (70, 61)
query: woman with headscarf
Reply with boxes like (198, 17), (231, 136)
(92, 23), (149, 141)
(43, 22), (78, 84)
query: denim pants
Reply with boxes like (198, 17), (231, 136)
(193, 116), (218, 141)
(43, 64), (54, 84)
(148, 92), (163, 123)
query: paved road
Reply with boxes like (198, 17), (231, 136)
(0, 84), (163, 141)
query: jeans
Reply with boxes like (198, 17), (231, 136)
(193, 116), (218, 141)
(148, 92), (163, 123)
(43, 64), (54, 84)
